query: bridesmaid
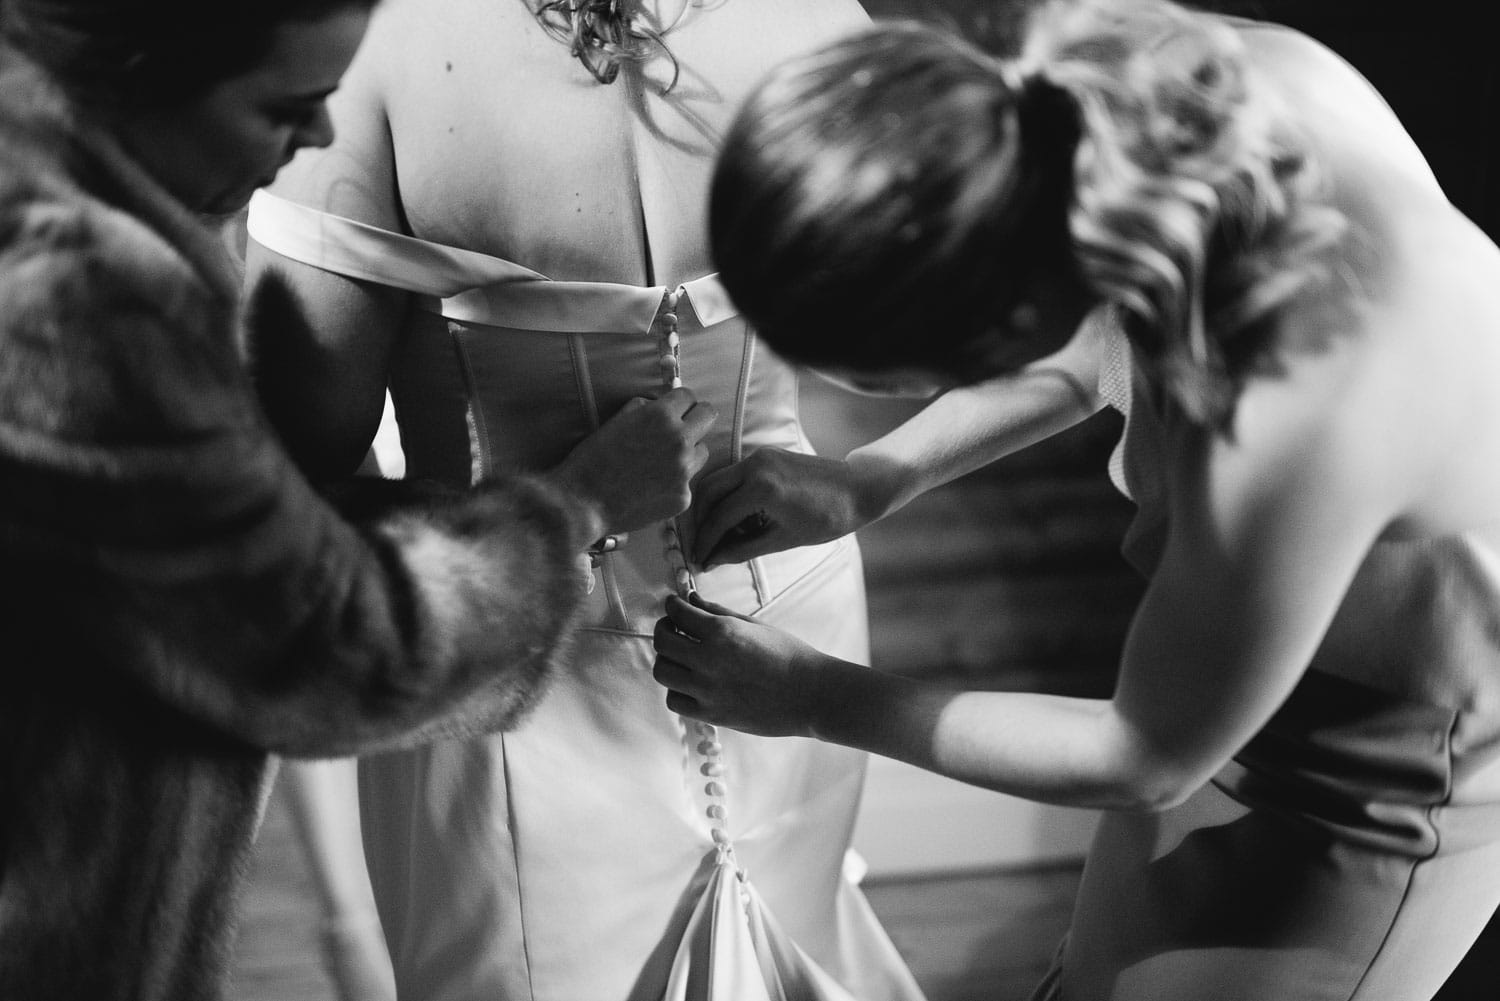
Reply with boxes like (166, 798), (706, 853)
(659, 2), (1500, 999)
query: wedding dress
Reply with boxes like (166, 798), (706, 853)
(249, 190), (927, 1001)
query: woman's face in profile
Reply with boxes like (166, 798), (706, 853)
(118, 7), (370, 215)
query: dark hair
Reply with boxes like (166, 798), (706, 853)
(0, 0), (377, 107)
(710, 1), (1345, 424)
(709, 20), (1081, 382)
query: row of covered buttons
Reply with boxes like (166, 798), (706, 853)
(655, 290), (733, 853)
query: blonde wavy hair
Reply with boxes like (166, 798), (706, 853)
(709, 0), (1346, 425)
(1024, 0), (1346, 420)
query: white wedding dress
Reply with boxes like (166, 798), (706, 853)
(249, 190), (927, 1001)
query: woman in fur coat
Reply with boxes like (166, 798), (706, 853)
(0, 1), (712, 998)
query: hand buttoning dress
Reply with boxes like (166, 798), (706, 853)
(247, 188), (926, 1001)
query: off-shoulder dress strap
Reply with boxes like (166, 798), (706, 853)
(246, 190), (739, 334)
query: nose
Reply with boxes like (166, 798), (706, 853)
(294, 104), (336, 152)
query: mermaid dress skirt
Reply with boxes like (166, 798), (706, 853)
(248, 191), (927, 1001)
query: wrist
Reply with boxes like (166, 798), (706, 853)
(802, 654), (861, 744)
(843, 448), (911, 525)
(540, 467), (608, 550)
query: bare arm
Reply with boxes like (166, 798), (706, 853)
(692, 315), (1109, 565)
(661, 333), (1400, 809)
(244, 39), (409, 477)
(244, 15), (719, 532)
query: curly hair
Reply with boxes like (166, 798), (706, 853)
(1023, 0), (1345, 421)
(530, 0), (682, 89)
(709, 0), (1346, 425)
(0, 0), (377, 107)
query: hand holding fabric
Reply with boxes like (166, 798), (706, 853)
(551, 386), (718, 536)
(691, 448), (884, 567)
(652, 592), (836, 738)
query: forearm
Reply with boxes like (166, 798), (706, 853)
(324, 473), (604, 551)
(846, 368), (1104, 519)
(56, 455), (596, 757)
(806, 659), (1174, 811)
(843, 316), (1108, 518)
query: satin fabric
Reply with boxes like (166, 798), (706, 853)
(249, 192), (927, 1001)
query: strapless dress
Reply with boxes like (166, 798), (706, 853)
(1032, 315), (1500, 1001)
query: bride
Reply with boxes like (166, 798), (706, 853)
(244, 1), (925, 999)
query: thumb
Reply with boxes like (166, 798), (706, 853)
(687, 590), (755, 623)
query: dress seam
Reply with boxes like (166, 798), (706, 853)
(751, 535), (856, 618)
(500, 737), (539, 1001)
(734, 332), (768, 605)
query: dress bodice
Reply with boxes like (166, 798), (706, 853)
(246, 190), (926, 1001)
(248, 190), (831, 634)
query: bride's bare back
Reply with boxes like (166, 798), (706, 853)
(320, 0), (867, 287)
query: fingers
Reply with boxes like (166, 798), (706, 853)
(652, 612), (701, 663)
(655, 596), (752, 665)
(695, 500), (766, 566)
(699, 529), (775, 570)
(658, 385), (697, 413)
(691, 467), (744, 562)
(681, 402), (718, 442)
(664, 688), (705, 720)
(652, 636), (709, 721)
(689, 442), (712, 479)
(651, 651), (695, 691)
(693, 463), (741, 516)
(685, 590), (749, 620)
(659, 594), (722, 640)
(654, 387), (718, 441)
(617, 389), (716, 454)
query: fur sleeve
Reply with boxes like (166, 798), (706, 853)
(0, 190), (592, 756)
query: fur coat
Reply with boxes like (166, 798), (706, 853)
(0, 47), (589, 1000)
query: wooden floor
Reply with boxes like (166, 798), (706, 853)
(227, 774), (1081, 1001)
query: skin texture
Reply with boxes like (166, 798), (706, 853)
(651, 19), (1500, 813)
(244, 0), (865, 517)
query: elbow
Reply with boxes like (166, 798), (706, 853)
(1090, 712), (1217, 813)
(1100, 742), (1210, 813)
(1110, 770), (1200, 813)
